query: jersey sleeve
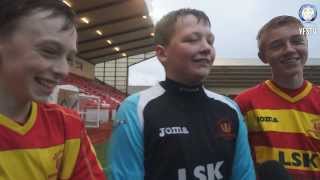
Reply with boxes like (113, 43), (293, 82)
(106, 94), (144, 180)
(69, 122), (106, 180)
(235, 86), (258, 116)
(234, 93), (250, 115)
(56, 107), (105, 180)
(230, 106), (256, 180)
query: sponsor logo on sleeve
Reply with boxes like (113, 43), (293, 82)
(215, 119), (235, 140)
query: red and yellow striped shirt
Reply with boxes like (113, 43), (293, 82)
(0, 102), (105, 180)
(236, 80), (320, 179)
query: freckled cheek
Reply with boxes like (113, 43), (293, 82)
(172, 48), (192, 60)
(184, 48), (199, 59)
(24, 62), (51, 76)
(268, 53), (282, 62)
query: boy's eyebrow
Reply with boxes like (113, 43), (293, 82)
(35, 40), (63, 51)
(269, 39), (282, 46)
(36, 39), (78, 54)
(189, 31), (214, 37)
(189, 32), (202, 37)
(291, 34), (305, 39)
(268, 33), (306, 46)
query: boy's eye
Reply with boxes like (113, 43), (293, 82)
(40, 48), (60, 58)
(291, 36), (305, 45)
(43, 48), (57, 54)
(185, 37), (199, 42)
(269, 41), (283, 49)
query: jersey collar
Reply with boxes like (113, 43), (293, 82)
(265, 80), (312, 103)
(0, 101), (38, 135)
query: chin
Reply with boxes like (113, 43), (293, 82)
(190, 74), (208, 84)
(196, 70), (210, 79)
(281, 70), (302, 77)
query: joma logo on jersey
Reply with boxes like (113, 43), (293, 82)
(256, 116), (279, 122)
(178, 161), (224, 180)
(307, 119), (320, 139)
(278, 151), (319, 168)
(159, 126), (189, 137)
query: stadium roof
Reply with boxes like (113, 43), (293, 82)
(67, 0), (155, 64)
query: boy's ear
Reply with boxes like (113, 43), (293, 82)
(155, 44), (168, 66)
(258, 51), (268, 64)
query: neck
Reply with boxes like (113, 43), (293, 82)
(0, 87), (32, 124)
(165, 78), (202, 87)
(162, 78), (205, 98)
(272, 73), (304, 89)
(165, 74), (204, 87)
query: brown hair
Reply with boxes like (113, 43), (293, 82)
(154, 8), (211, 46)
(257, 15), (304, 51)
(0, 0), (76, 39)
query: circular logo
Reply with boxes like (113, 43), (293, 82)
(299, 4), (317, 23)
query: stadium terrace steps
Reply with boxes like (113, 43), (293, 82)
(62, 73), (126, 109)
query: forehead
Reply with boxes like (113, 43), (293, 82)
(14, 9), (77, 47)
(261, 23), (301, 43)
(17, 9), (74, 32)
(170, 14), (212, 41)
(0, 9), (78, 57)
(174, 14), (210, 29)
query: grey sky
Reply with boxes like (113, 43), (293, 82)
(129, 0), (319, 85)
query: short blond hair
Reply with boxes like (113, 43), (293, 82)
(154, 8), (211, 46)
(257, 15), (304, 52)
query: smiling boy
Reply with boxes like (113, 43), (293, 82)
(107, 8), (255, 180)
(0, 0), (105, 179)
(235, 15), (320, 179)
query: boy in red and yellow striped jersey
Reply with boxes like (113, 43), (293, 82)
(235, 15), (320, 179)
(0, 0), (105, 179)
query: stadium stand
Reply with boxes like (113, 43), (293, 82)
(63, 73), (125, 108)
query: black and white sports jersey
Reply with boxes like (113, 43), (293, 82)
(108, 79), (255, 180)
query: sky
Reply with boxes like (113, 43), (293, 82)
(129, 0), (320, 86)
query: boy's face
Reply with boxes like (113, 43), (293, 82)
(259, 23), (308, 79)
(157, 14), (215, 85)
(0, 10), (77, 103)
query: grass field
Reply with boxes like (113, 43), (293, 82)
(94, 140), (110, 175)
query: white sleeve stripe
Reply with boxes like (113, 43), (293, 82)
(137, 84), (166, 132)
